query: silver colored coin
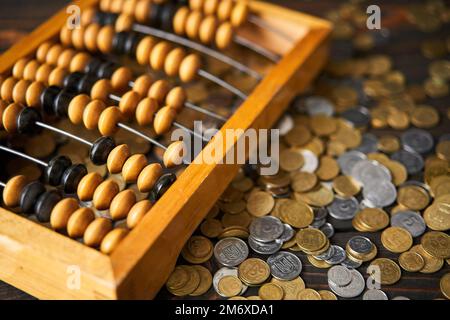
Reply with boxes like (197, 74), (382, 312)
(213, 267), (248, 297)
(391, 149), (424, 175)
(304, 96), (335, 116)
(314, 207), (328, 221)
(276, 114), (294, 136)
(278, 224), (295, 242)
(300, 149), (319, 173)
(315, 245), (336, 261)
(347, 236), (373, 255)
(363, 289), (388, 300)
(214, 237), (249, 267)
(325, 245), (347, 265)
(350, 159), (391, 186)
(401, 129), (434, 154)
(392, 296), (410, 300)
(329, 269), (365, 298)
(355, 133), (378, 154)
(248, 236), (283, 255)
(341, 107), (371, 128)
(249, 216), (284, 243)
(267, 251), (302, 281)
(341, 257), (362, 269)
(338, 151), (367, 176)
(391, 210), (426, 237)
(327, 196), (360, 220)
(363, 180), (397, 208)
(310, 218), (327, 228)
(319, 222), (335, 238)
(328, 265), (353, 287)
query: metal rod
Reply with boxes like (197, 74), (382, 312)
(132, 24), (262, 80)
(172, 122), (209, 142)
(198, 69), (248, 100)
(0, 181), (6, 188)
(117, 123), (167, 150)
(109, 94), (121, 103)
(234, 35), (280, 62)
(185, 101), (228, 122)
(0, 145), (48, 167)
(35, 121), (93, 147)
(248, 14), (295, 42)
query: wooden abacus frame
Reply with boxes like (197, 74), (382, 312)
(0, 0), (331, 299)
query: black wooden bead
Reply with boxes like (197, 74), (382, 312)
(17, 107), (42, 135)
(104, 12), (118, 25)
(19, 181), (46, 214)
(77, 74), (98, 94)
(40, 85), (61, 115)
(45, 156), (72, 186)
(160, 3), (177, 32)
(149, 173), (176, 202)
(124, 32), (141, 56)
(63, 72), (84, 93)
(97, 61), (118, 79)
(89, 136), (116, 165)
(54, 89), (75, 117)
(149, 3), (163, 28)
(112, 31), (129, 55)
(61, 164), (88, 194)
(35, 190), (62, 222)
(85, 58), (103, 75)
(94, 11), (107, 25)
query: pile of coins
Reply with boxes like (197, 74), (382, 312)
(164, 0), (450, 300)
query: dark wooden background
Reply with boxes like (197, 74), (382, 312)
(0, 0), (449, 300)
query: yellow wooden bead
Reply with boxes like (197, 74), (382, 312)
(215, 22), (233, 49)
(60, 25), (73, 47)
(123, 0), (138, 16)
(100, 228), (129, 254)
(12, 57), (30, 79)
(109, 189), (136, 220)
(26, 81), (45, 108)
(50, 198), (79, 230)
(199, 15), (217, 44)
(98, 106), (122, 136)
(137, 163), (163, 192)
(84, 217), (113, 247)
(12, 79), (30, 105)
(133, 74), (153, 97)
(164, 47), (186, 77)
(100, 0), (113, 11)
(97, 25), (115, 54)
(122, 154), (147, 183)
(46, 44), (64, 66)
(186, 10), (203, 39)
(77, 172), (103, 202)
(110, 0), (125, 13)
(111, 67), (133, 92)
(231, 2), (249, 27)
(23, 60), (40, 81)
(57, 48), (76, 69)
(164, 141), (186, 168)
(217, 0), (233, 21)
(35, 64), (53, 84)
(68, 94), (91, 124)
(71, 26), (86, 50)
(150, 41), (172, 71)
(127, 200), (152, 229)
(69, 52), (92, 73)
(67, 207), (95, 238)
(90, 79), (112, 101)
(166, 87), (187, 112)
(136, 97), (159, 126)
(2, 103), (23, 133)
(203, 0), (219, 15)
(148, 79), (171, 104)
(1, 77), (18, 102)
(81, 7), (96, 26)
(84, 23), (101, 51)
(115, 13), (134, 32)
(3, 175), (28, 207)
(179, 54), (201, 82)
(0, 100), (7, 129)
(83, 99), (106, 130)
(48, 67), (68, 87)
(153, 106), (177, 135)
(107, 144), (130, 174)
(36, 41), (53, 63)
(189, 0), (204, 11)
(136, 36), (156, 65)
(119, 90), (141, 119)
(135, 0), (152, 23)
(173, 6), (190, 35)
(93, 179), (120, 210)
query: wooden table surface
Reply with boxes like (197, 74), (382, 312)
(0, 0), (449, 300)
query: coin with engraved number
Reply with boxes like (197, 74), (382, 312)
(213, 267), (247, 297)
(328, 265), (352, 287)
(249, 216), (284, 243)
(267, 251), (302, 281)
(248, 236), (283, 255)
(391, 211), (426, 237)
(214, 237), (249, 267)
(329, 269), (365, 298)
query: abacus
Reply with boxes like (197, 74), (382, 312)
(0, 0), (331, 299)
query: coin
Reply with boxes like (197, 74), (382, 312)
(332, 175), (361, 197)
(280, 149), (304, 172)
(217, 275), (243, 298)
(296, 228), (328, 253)
(325, 245), (347, 265)
(294, 184), (334, 207)
(270, 277), (305, 300)
(327, 196), (359, 220)
(304, 96), (335, 116)
(440, 273), (450, 299)
(166, 266), (189, 293)
(401, 128), (434, 154)
(299, 149), (319, 173)
(249, 216), (284, 242)
(421, 231), (450, 259)
(338, 151), (367, 176)
(369, 258), (401, 285)
(267, 251), (302, 281)
(246, 191), (275, 217)
(318, 290), (338, 300)
(353, 208), (389, 232)
(410, 244), (444, 274)
(167, 265), (201, 296)
(391, 149), (424, 175)
(220, 199), (246, 214)
(363, 179), (397, 208)
(423, 203), (450, 231)
(284, 125), (312, 147)
(214, 237), (249, 267)
(297, 288), (322, 300)
(258, 283), (284, 300)
(391, 211), (426, 237)
(436, 140), (450, 161)
(399, 251), (425, 272)
(189, 265), (213, 296)
(328, 265), (352, 287)
(378, 135), (400, 154)
(238, 258), (270, 285)
(319, 222), (335, 238)
(181, 236), (214, 264)
(222, 211), (252, 229)
(279, 199), (314, 228)
(363, 289), (388, 300)
(329, 268), (365, 298)
(291, 172), (318, 192)
(381, 227), (413, 253)
(316, 156), (340, 181)
(213, 267), (248, 296)
(200, 219), (224, 238)
(248, 236), (283, 255)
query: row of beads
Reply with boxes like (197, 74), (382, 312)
(188, 0), (249, 27)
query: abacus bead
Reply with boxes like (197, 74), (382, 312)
(90, 79), (112, 101)
(154, 106), (177, 135)
(60, 25), (73, 47)
(127, 200), (152, 228)
(70, 52), (92, 73)
(107, 144), (130, 174)
(17, 107), (42, 135)
(3, 175), (28, 207)
(46, 44), (63, 66)
(35, 190), (62, 223)
(19, 181), (46, 214)
(166, 87), (187, 112)
(164, 47), (186, 77)
(93, 180), (120, 210)
(50, 198), (79, 230)
(1, 77), (17, 101)
(199, 15), (217, 44)
(149, 173), (177, 202)
(12, 58), (30, 79)
(57, 48), (76, 69)
(71, 26), (86, 50)
(0, 100), (6, 128)
(111, 67), (133, 92)
(63, 72), (84, 92)
(100, 0), (113, 11)
(84, 217), (113, 247)
(119, 90), (140, 119)
(164, 141), (186, 168)
(136, 36), (156, 65)
(136, 97), (158, 126)
(116, 13), (134, 32)
(189, 0), (203, 10)
(133, 74), (153, 97)
(25, 82), (45, 108)
(100, 228), (128, 254)
(45, 156), (72, 186)
(98, 106), (122, 136)
(179, 54), (201, 82)
(77, 172), (103, 202)
(68, 94), (91, 124)
(85, 57), (103, 75)
(48, 67), (68, 87)
(160, 3), (177, 31)
(110, 189), (136, 220)
(78, 74), (98, 94)
(67, 207), (95, 238)
(61, 164), (88, 194)
(217, 0), (233, 21)
(122, 154), (147, 183)
(84, 23), (101, 51)
(124, 31), (140, 56)
(2, 102), (23, 133)
(35, 64), (53, 84)
(81, 7), (96, 26)
(215, 22), (233, 49)
(137, 163), (163, 192)
(112, 31), (128, 55)
(12, 79), (30, 105)
(97, 25), (115, 54)
(148, 79), (171, 104)
(150, 41), (172, 71)
(231, 2), (249, 27)
(110, 0), (125, 13)
(134, 0), (152, 23)
(204, 0), (219, 15)
(185, 10), (203, 39)
(40, 85), (61, 114)
(173, 6), (190, 35)
(54, 89), (75, 117)
(90, 136), (116, 165)
(123, 0), (138, 15)
(36, 41), (53, 63)
(83, 99), (106, 130)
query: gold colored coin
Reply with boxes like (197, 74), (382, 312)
(310, 115), (337, 136)
(307, 255), (332, 269)
(232, 177), (254, 192)
(421, 231), (450, 259)
(384, 160), (408, 186)
(353, 208), (389, 232)
(220, 199), (246, 214)
(218, 226), (249, 240)
(424, 78), (449, 98)
(246, 296), (261, 300)
(411, 105), (440, 128)
(318, 290), (337, 300)
(246, 191), (274, 217)
(220, 186), (244, 203)
(397, 185), (430, 211)
(316, 155), (340, 181)
(200, 219), (223, 238)
(369, 258), (401, 285)
(291, 172), (318, 193)
(258, 283), (284, 300)
(218, 275), (243, 298)
(378, 135), (400, 153)
(270, 277), (305, 300)
(436, 140), (450, 161)
(221, 211), (252, 229)
(440, 273), (450, 300)
(189, 265), (212, 296)
(332, 175), (361, 197)
(279, 149), (304, 172)
(387, 109), (410, 130)
(410, 245), (444, 274)
(166, 266), (189, 292)
(296, 228), (327, 252)
(297, 288), (322, 300)
(284, 125), (312, 147)
(271, 198), (289, 219)
(168, 265), (201, 296)
(238, 258), (270, 285)
(279, 199), (314, 228)
(423, 203), (450, 231)
(381, 227), (413, 253)
(399, 251), (425, 272)
(181, 236), (213, 264)
(294, 184), (334, 207)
